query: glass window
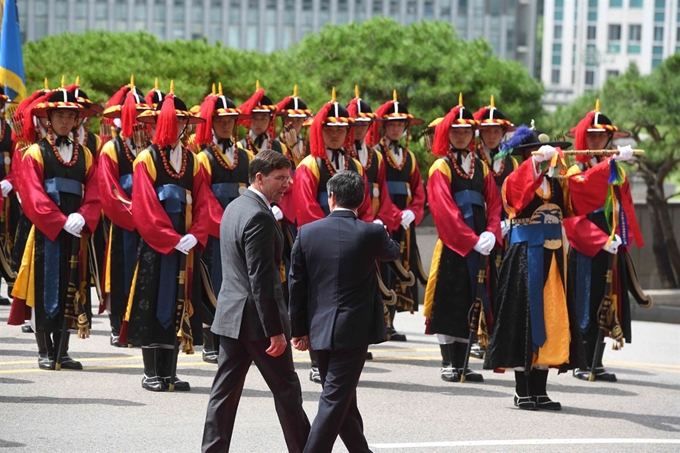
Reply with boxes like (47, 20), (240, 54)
(554, 25), (562, 39)
(608, 44), (621, 53)
(406, 0), (416, 24)
(552, 55), (562, 65)
(608, 24), (621, 40)
(607, 70), (620, 78)
(72, 0), (88, 33)
(390, 0), (400, 20)
(654, 26), (664, 41)
(191, 0), (204, 40)
(173, 0), (185, 39)
(284, 0), (295, 25)
(585, 70), (595, 86)
(553, 43), (562, 52)
(629, 24), (642, 41)
(338, 0), (349, 24)
(610, 0), (623, 5)
(95, 0), (108, 31)
(373, 0), (383, 15)
(355, 0), (365, 22)
(653, 58), (663, 68)
(628, 44), (641, 53)
(555, 0), (564, 6)
(655, 0), (665, 6)
(630, 0), (643, 6)
(134, 0), (147, 32)
(440, 3), (451, 20)
(588, 26), (597, 40)
(209, 0), (222, 44)
(653, 45), (663, 55)
(320, 0), (330, 25)
(115, 0), (127, 32)
(246, 0), (258, 50)
(551, 69), (560, 84)
(555, 11), (563, 21)
(588, 11), (597, 21)
(424, 0), (435, 19)
(229, 0), (241, 47)
(588, 0), (598, 6)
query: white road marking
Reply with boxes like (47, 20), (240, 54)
(370, 438), (680, 449)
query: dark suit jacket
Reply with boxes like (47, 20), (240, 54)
(212, 189), (289, 341)
(288, 210), (400, 350)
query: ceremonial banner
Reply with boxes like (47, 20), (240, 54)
(0, 0), (27, 102)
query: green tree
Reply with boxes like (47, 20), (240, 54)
(547, 59), (680, 288)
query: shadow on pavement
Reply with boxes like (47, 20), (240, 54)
(0, 336), (39, 344)
(358, 379), (509, 398)
(563, 406), (680, 432)
(0, 439), (26, 448)
(0, 395), (145, 407)
(0, 377), (33, 385)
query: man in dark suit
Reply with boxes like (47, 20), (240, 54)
(202, 150), (310, 453)
(289, 170), (400, 453)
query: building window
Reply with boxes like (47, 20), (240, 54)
(320, 0), (331, 25)
(629, 24), (642, 40)
(173, 0), (185, 39)
(153, 0), (165, 38)
(457, 0), (467, 17)
(283, 0), (295, 47)
(338, 0), (350, 24)
(655, 0), (665, 6)
(264, 0), (277, 52)
(610, 0), (623, 6)
(190, 0), (204, 40)
(653, 58), (663, 68)
(424, 0), (435, 20)
(551, 69), (560, 84)
(389, 0), (400, 20)
(373, 0), (383, 15)
(55, 0), (69, 34)
(115, 0), (127, 32)
(554, 25), (562, 40)
(75, 0), (88, 33)
(630, 0), (643, 6)
(209, 0), (222, 44)
(608, 25), (621, 53)
(355, 0), (365, 22)
(585, 70), (595, 86)
(405, 0), (417, 24)
(587, 26), (597, 40)
(655, 12), (665, 21)
(589, 0), (598, 6)
(134, 0), (147, 32)
(555, 0), (564, 6)
(588, 11), (597, 21)
(654, 26), (664, 42)
(228, 0), (241, 48)
(246, 0), (258, 50)
(552, 55), (562, 65)
(653, 45), (663, 55)
(555, 11), (563, 21)
(606, 70), (620, 78)
(95, 0), (108, 31)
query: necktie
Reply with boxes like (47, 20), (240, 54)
(218, 138), (233, 150)
(55, 136), (71, 147)
(255, 133), (267, 148)
(331, 148), (345, 169)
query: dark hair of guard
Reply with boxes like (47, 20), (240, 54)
(326, 170), (365, 210)
(248, 149), (292, 183)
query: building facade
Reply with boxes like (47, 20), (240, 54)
(543, 0), (679, 108)
(18, 0), (540, 76)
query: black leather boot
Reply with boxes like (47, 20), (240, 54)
(35, 332), (55, 370)
(52, 331), (83, 370)
(530, 369), (561, 410)
(454, 342), (483, 382)
(141, 348), (165, 392)
(109, 314), (123, 347)
(21, 321), (34, 333)
(439, 344), (457, 382)
(514, 371), (536, 410)
(309, 353), (321, 384)
(202, 327), (218, 364)
(159, 348), (190, 391)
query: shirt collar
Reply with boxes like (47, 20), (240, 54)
(247, 186), (270, 208)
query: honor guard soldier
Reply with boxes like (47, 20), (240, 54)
(8, 88), (101, 370)
(565, 101), (646, 382)
(423, 96), (502, 383)
(99, 78), (152, 347)
(194, 84), (254, 363)
(483, 124), (634, 410)
(0, 86), (19, 305)
(371, 90), (426, 341)
(122, 86), (210, 392)
(470, 96), (517, 359)
(276, 85), (312, 168)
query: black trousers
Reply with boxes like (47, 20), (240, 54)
(201, 336), (310, 453)
(305, 346), (372, 453)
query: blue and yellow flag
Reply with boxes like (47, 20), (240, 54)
(0, 0), (27, 102)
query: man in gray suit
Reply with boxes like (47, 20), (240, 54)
(202, 150), (310, 453)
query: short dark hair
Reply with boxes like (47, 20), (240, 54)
(248, 149), (292, 183)
(327, 170), (365, 209)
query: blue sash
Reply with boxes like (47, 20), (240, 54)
(155, 184), (187, 329)
(508, 222), (562, 351)
(119, 173), (133, 198)
(453, 190), (490, 314)
(44, 177), (83, 206)
(211, 182), (240, 209)
(318, 192), (330, 216)
(386, 180), (409, 196)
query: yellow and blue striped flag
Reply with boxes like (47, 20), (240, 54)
(0, 0), (27, 102)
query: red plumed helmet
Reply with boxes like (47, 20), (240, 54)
(120, 90), (138, 138)
(195, 94), (218, 146)
(309, 103), (332, 159)
(107, 85), (130, 109)
(153, 93), (178, 148)
(574, 111), (595, 163)
(432, 106), (463, 157)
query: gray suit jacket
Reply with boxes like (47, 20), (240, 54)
(211, 189), (289, 341)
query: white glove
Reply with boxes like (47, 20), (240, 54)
(479, 231), (496, 253)
(400, 209), (415, 229)
(500, 220), (510, 239)
(373, 218), (384, 225)
(603, 234), (622, 254)
(0, 180), (12, 197)
(175, 234), (197, 255)
(614, 145), (633, 162)
(63, 213), (86, 238)
(271, 205), (284, 221)
(532, 145), (556, 164)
